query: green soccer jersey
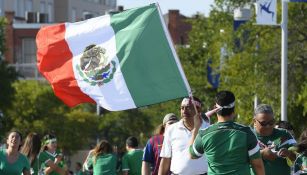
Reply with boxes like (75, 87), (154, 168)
(251, 128), (296, 175)
(0, 148), (31, 175)
(87, 153), (117, 175)
(30, 157), (39, 175)
(190, 121), (260, 175)
(294, 153), (307, 175)
(38, 150), (65, 175)
(122, 149), (143, 175)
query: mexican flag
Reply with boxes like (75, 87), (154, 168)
(36, 4), (191, 111)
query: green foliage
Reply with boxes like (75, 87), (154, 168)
(0, 61), (18, 111)
(177, 1), (307, 132)
(97, 110), (153, 151)
(0, 17), (6, 55)
(1, 0), (306, 153)
(0, 17), (19, 138)
(4, 80), (99, 153)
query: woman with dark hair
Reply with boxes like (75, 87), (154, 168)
(85, 140), (117, 175)
(38, 134), (66, 175)
(20, 132), (41, 175)
(0, 130), (31, 175)
(293, 129), (307, 174)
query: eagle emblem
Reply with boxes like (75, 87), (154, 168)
(76, 44), (116, 86)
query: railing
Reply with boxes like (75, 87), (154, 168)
(9, 63), (45, 80)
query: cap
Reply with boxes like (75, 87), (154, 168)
(163, 113), (178, 125)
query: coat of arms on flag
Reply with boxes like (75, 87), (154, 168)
(76, 44), (116, 86)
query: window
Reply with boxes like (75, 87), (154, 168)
(25, 0), (33, 12)
(21, 38), (36, 64)
(100, 0), (106, 5)
(40, 1), (45, 13)
(71, 8), (76, 22)
(0, 0), (3, 16)
(105, 0), (116, 7)
(14, 38), (40, 79)
(15, 0), (25, 17)
(47, 3), (53, 22)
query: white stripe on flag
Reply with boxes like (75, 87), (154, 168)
(66, 15), (136, 111)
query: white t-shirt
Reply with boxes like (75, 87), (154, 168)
(160, 119), (209, 175)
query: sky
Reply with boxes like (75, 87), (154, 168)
(117, 0), (215, 17)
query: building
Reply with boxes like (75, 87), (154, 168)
(54, 0), (116, 22)
(1, 0), (116, 79)
(2, 1), (191, 79)
(164, 10), (192, 46)
(0, 0), (54, 23)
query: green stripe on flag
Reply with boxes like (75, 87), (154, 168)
(110, 4), (189, 107)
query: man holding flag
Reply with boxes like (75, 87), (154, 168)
(159, 97), (210, 175)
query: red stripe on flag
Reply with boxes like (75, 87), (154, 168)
(36, 23), (95, 106)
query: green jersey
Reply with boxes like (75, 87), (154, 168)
(252, 128), (296, 175)
(87, 153), (117, 175)
(122, 149), (143, 175)
(190, 121), (260, 175)
(294, 152), (307, 175)
(0, 148), (30, 175)
(30, 157), (39, 175)
(38, 150), (65, 175)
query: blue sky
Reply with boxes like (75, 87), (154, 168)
(117, 0), (215, 17)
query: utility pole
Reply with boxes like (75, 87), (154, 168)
(281, 0), (288, 121)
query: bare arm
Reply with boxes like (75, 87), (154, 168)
(122, 171), (128, 175)
(260, 147), (277, 161)
(158, 158), (171, 175)
(278, 148), (296, 161)
(250, 158), (265, 175)
(142, 161), (151, 175)
(44, 159), (66, 175)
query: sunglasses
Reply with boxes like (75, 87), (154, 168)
(255, 118), (275, 127)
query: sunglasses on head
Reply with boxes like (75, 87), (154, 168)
(255, 118), (275, 126)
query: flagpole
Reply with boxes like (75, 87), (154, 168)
(281, 0), (288, 121)
(155, 3), (192, 96)
(155, 3), (197, 116)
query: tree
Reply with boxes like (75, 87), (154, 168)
(177, 0), (307, 133)
(5, 80), (99, 153)
(0, 17), (19, 138)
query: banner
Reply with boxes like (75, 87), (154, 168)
(255, 0), (277, 25)
(36, 4), (191, 111)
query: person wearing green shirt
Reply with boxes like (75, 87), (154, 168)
(293, 129), (307, 175)
(86, 140), (117, 175)
(189, 91), (265, 175)
(20, 132), (42, 175)
(0, 130), (31, 175)
(252, 104), (297, 175)
(39, 134), (67, 175)
(75, 162), (85, 175)
(122, 136), (143, 175)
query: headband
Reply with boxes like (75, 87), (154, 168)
(43, 138), (57, 145)
(215, 101), (235, 109)
(182, 98), (202, 108)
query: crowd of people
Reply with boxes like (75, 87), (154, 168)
(0, 90), (306, 175)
